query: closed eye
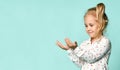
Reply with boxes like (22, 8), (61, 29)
(89, 23), (94, 27)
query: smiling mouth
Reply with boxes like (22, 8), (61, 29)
(88, 31), (94, 34)
(88, 31), (93, 33)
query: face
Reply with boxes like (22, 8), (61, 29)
(84, 15), (100, 39)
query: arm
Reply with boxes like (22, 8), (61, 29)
(80, 38), (111, 63)
(56, 38), (84, 67)
(67, 47), (85, 67)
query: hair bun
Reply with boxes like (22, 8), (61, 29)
(96, 3), (105, 21)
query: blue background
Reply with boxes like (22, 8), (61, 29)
(0, 0), (120, 70)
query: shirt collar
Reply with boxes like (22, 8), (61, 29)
(87, 35), (104, 44)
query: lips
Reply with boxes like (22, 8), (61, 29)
(88, 31), (93, 34)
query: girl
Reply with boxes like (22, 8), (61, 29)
(56, 3), (111, 70)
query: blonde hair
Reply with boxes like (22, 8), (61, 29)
(84, 3), (108, 34)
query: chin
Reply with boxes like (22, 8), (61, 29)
(88, 33), (95, 38)
(89, 35), (95, 38)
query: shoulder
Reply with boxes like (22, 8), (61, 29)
(99, 36), (111, 48)
(101, 36), (111, 44)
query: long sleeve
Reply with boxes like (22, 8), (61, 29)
(67, 47), (85, 67)
(67, 36), (111, 70)
(80, 38), (111, 63)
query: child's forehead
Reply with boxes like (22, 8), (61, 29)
(84, 15), (97, 21)
(85, 11), (96, 17)
(84, 15), (98, 25)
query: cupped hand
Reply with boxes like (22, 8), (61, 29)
(56, 38), (77, 50)
(56, 40), (70, 50)
(65, 38), (77, 49)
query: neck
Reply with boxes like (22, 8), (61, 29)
(91, 34), (103, 44)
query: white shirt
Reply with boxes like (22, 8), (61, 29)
(67, 36), (111, 70)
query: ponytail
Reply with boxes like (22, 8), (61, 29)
(96, 3), (108, 32)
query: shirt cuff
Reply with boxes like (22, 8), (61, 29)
(67, 49), (73, 53)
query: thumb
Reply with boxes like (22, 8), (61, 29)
(74, 41), (78, 46)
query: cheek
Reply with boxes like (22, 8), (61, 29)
(94, 24), (99, 30)
(85, 28), (89, 33)
(94, 26), (100, 34)
(94, 27), (98, 30)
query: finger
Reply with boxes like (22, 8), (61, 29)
(65, 38), (74, 46)
(56, 41), (66, 49)
(74, 41), (78, 46)
(65, 38), (71, 46)
(56, 41), (63, 47)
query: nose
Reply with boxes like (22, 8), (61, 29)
(86, 26), (90, 31)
